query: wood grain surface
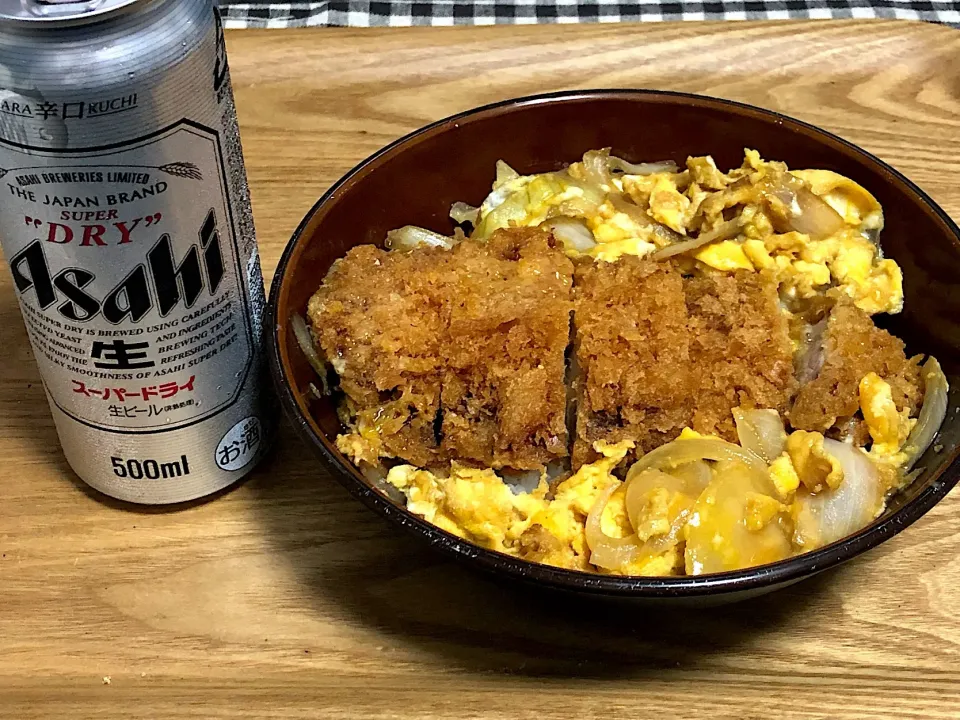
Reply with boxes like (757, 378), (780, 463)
(3, 19), (960, 719)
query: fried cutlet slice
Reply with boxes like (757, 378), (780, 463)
(307, 244), (452, 468)
(684, 270), (797, 441)
(572, 257), (695, 466)
(789, 297), (923, 436)
(308, 228), (573, 471)
(440, 228), (573, 469)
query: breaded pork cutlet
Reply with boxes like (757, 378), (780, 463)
(789, 297), (923, 439)
(572, 257), (695, 466)
(683, 270), (797, 441)
(308, 243), (453, 467)
(440, 228), (573, 469)
(308, 228), (573, 471)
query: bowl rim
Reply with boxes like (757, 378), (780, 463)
(267, 88), (960, 598)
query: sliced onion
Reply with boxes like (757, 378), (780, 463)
(607, 193), (686, 245)
(768, 177), (846, 239)
(449, 202), (479, 226)
(582, 148), (614, 188)
(628, 437), (768, 478)
(385, 225), (455, 251)
(623, 468), (701, 554)
(651, 217), (743, 261)
(733, 408), (787, 463)
(684, 460), (792, 574)
(606, 193), (652, 227)
(903, 356), (949, 470)
(793, 439), (882, 547)
(494, 160), (520, 189)
(544, 218), (596, 252)
(669, 460), (712, 491)
(291, 313), (327, 379)
(609, 157), (678, 176)
(585, 482), (642, 570)
(624, 469), (685, 531)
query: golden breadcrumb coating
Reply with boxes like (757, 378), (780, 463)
(789, 298), (923, 434)
(684, 270), (797, 441)
(572, 257), (695, 465)
(308, 228), (573, 470)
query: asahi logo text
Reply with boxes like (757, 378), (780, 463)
(10, 209), (225, 324)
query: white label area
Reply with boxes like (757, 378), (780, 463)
(0, 121), (254, 433)
(215, 416), (262, 471)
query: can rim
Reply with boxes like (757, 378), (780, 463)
(0, 0), (145, 25)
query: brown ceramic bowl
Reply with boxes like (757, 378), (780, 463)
(268, 90), (960, 603)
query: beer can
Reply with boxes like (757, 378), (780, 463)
(0, 0), (274, 503)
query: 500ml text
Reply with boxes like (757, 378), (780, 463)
(111, 453), (190, 479)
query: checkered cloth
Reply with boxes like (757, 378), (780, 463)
(220, 0), (960, 27)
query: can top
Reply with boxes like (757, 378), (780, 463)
(0, 0), (141, 23)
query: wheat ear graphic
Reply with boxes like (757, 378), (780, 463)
(157, 162), (203, 181)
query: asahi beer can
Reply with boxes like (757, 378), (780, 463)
(0, 0), (274, 503)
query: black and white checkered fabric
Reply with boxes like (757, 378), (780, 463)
(220, 0), (960, 28)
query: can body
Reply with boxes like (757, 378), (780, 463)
(0, 0), (273, 503)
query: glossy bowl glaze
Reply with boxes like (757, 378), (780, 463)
(268, 90), (960, 603)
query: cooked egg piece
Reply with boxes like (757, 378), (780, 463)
(859, 372), (916, 463)
(531, 440), (633, 566)
(385, 465), (547, 552)
(785, 430), (844, 493)
(791, 169), (883, 233)
(589, 236), (658, 263)
(768, 453), (801, 501)
(694, 240), (754, 271)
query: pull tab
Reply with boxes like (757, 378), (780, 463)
(25, 0), (105, 17)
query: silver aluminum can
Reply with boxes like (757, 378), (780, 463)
(0, 0), (273, 503)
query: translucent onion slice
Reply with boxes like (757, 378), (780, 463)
(605, 194), (686, 245)
(494, 159), (520, 189)
(768, 177), (846, 239)
(544, 217), (597, 252)
(582, 149), (615, 188)
(585, 482), (642, 570)
(290, 313), (327, 379)
(385, 225), (455, 251)
(793, 439), (883, 548)
(623, 468), (700, 554)
(628, 437), (768, 478)
(669, 460), (712, 490)
(684, 460), (792, 575)
(733, 408), (787, 463)
(449, 201), (480, 226)
(903, 356), (949, 470)
(651, 217), (743, 261)
(624, 468), (685, 531)
(609, 157), (679, 175)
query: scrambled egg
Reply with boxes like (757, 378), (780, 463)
(768, 454), (801, 499)
(526, 440), (631, 570)
(382, 389), (923, 576)
(384, 440), (635, 568)
(859, 372), (916, 464)
(784, 430), (844, 494)
(385, 464), (547, 552)
(470, 150), (903, 315)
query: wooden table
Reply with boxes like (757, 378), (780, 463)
(3, 19), (960, 719)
